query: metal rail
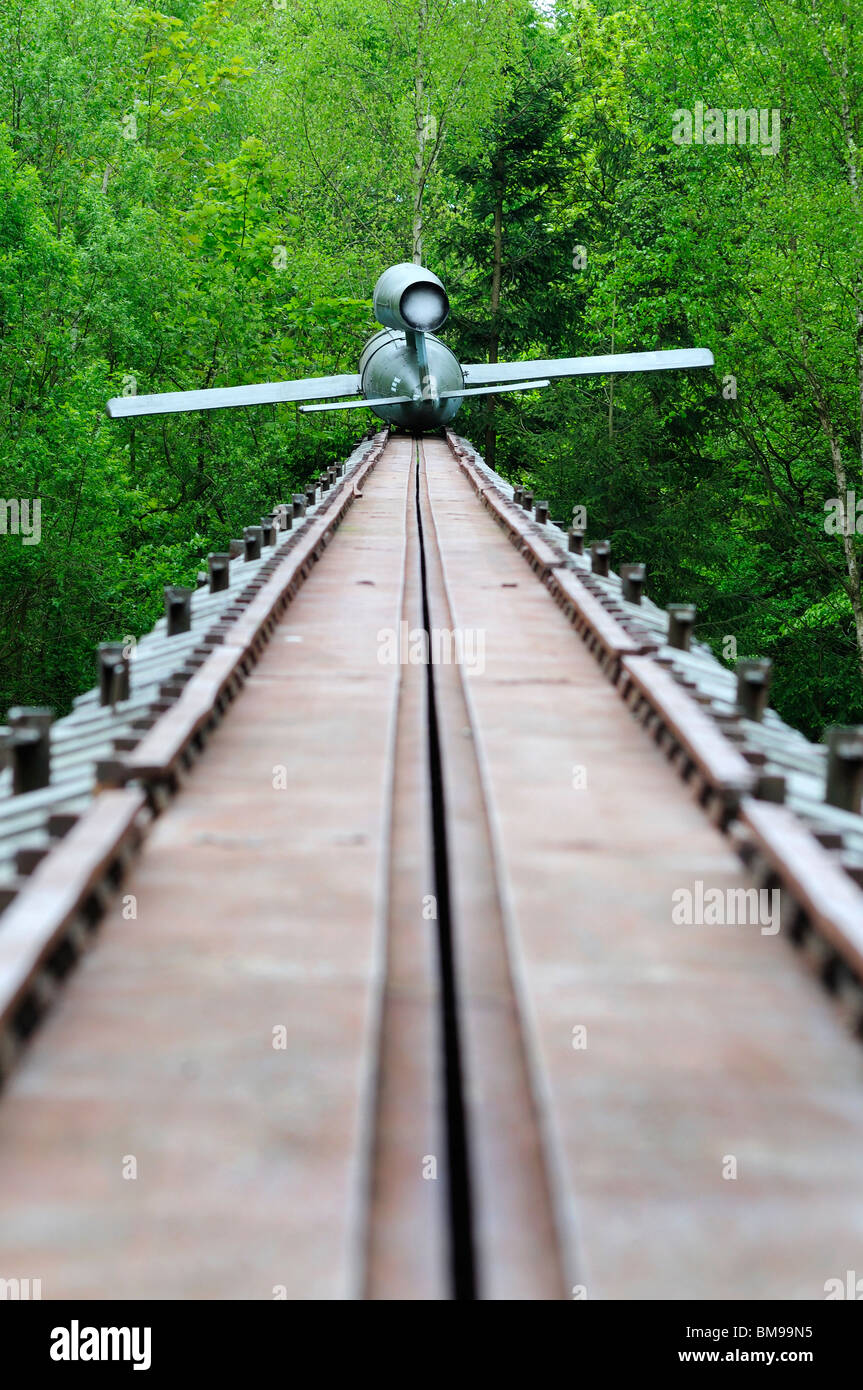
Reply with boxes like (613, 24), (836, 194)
(0, 432), (390, 1079)
(443, 428), (863, 1028)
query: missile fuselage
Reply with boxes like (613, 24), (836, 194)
(358, 328), (464, 432)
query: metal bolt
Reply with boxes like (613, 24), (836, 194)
(620, 563), (646, 605)
(243, 527), (263, 561)
(293, 494), (306, 519)
(164, 585), (192, 635)
(305, 483), (317, 507)
(260, 515), (277, 547)
(513, 486), (524, 506)
(97, 642), (130, 706)
(277, 503), (292, 531)
(11, 707), (56, 738)
(6, 707), (53, 793)
(735, 658), (772, 721)
(48, 811), (79, 838)
(755, 773), (786, 804)
(591, 540), (611, 577)
(207, 553), (231, 591)
(825, 726), (863, 812)
(522, 490), (534, 511)
(666, 603), (697, 651)
(535, 500), (549, 524)
(568, 528), (584, 555)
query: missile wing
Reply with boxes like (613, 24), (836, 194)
(106, 372), (362, 420)
(461, 347), (714, 387)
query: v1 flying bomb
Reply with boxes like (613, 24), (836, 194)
(106, 263), (714, 432)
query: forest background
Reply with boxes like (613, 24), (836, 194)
(1, 0), (861, 739)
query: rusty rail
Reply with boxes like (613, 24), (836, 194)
(0, 431), (390, 1068)
(0, 789), (148, 1078)
(443, 428), (863, 1030)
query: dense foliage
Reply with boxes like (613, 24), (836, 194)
(0, 0), (860, 738)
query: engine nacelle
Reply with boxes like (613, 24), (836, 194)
(372, 264), (450, 334)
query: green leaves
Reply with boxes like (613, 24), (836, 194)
(0, 0), (860, 735)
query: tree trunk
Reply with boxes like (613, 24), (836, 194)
(485, 149), (505, 471)
(813, 4), (863, 480)
(816, 399), (863, 681)
(608, 293), (617, 441)
(411, 72), (424, 264)
(411, 0), (429, 265)
(811, 1), (863, 681)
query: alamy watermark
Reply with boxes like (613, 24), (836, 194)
(0, 1276), (42, 1299)
(825, 1271), (863, 1299)
(0, 499), (41, 545)
(377, 622), (485, 675)
(825, 492), (863, 536)
(672, 881), (780, 935)
(50, 1322), (151, 1371)
(672, 102), (780, 157)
